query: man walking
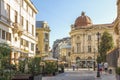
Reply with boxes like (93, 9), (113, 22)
(104, 62), (108, 74)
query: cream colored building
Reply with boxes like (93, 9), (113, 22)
(70, 12), (117, 68)
(114, 0), (120, 67)
(36, 21), (50, 58)
(0, 0), (38, 64)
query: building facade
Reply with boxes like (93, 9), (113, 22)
(0, 0), (38, 64)
(52, 39), (63, 58)
(36, 21), (50, 58)
(114, 0), (120, 67)
(70, 12), (117, 68)
(52, 37), (71, 66)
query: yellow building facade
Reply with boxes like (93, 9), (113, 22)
(70, 12), (117, 68)
(36, 21), (50, 58)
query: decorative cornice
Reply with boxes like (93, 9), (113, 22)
(117, 0), (120, 5)
(24, 0), (38, 13)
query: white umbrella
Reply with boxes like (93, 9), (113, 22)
(43, 57), (57, 61)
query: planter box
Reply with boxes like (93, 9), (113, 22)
(116, 74), (120, 80)
(12, 74), (33, 80)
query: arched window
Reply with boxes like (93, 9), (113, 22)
(87, 56), (92, 60)
(76, 57), (80, 63)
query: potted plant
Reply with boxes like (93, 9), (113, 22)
(116, 67), (120, 80)
(44, 62), (57, 76)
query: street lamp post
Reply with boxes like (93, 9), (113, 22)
(96, 32), (100, 77)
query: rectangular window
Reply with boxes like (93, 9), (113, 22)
(26, 40), (29, 47)
(36, 44), (38, 51)
(2, 30), (5, 39)
(45, 44), (48, 52)
(32, 25), (34, 35)
(21, 38), (23, 45)
(45, 33), (48, 39)
(88, 35), (91, 40)
(77, 43), (80, 53)
(20, 16), (24, 26)
(6, 32), (9, 40)
(32, 11), (34, 17)
(15, 11), (18, 23)
(31, 43), (34, 51)
(9, 33), (11, 41)
(6, 32), (11, 41)
(7, 4), (10, 19)
(26, 20), (28, 31)
(88, 46), (91, 53)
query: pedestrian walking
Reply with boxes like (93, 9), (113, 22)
(104, 62), (108, 74)
(99, 63), (103, 75)
(72, 64), (76, 71)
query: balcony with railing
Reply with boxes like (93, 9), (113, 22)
(0, 15), (11, 26)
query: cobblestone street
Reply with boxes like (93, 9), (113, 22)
(42, 69), (116, 80)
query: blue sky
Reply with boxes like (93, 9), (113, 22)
(31, 0), (117, 48)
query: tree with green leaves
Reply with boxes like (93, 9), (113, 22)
(0, 42), (12, 68)
(99, 31), (113, 62)
(0, 42), (12, 79)
(28, 57), (41, 75)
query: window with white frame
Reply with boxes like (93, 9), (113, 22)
(20, 16), (24, 26)
(6, 4), (10, 19)
(6, 32), (11, 41)
(26, 20), (28, 31)
(88, 46), (91, 53)
(15, 11), (18, 23)
(2, 30), (5, 39)
(31, 43), (34, 51)
(32, 25), (34, 35)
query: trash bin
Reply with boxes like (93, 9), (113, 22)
(109, 69), (112, 74)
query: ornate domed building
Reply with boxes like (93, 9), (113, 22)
(74, 12), (92, 28)
(69, 12), (117, 68)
